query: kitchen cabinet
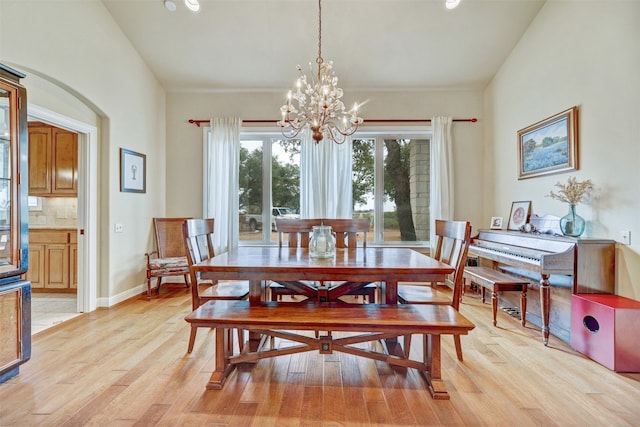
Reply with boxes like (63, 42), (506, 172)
(0, 63), (30, 383)
(26, 229), (77, 291)
(28, 123), (78, 196)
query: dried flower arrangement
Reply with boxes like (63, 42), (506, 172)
(548, 176), (593, 205)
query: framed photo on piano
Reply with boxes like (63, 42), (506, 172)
(517, 106), (578, 180)
(508, 201), (531, 231)
(490, 217), (503, 230)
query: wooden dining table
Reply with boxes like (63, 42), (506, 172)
(189, 246), (471, 398)
(193, 246), (454, 351)
(193, 246), (455, 306)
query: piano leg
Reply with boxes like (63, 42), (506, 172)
(540, 274), (551, 346)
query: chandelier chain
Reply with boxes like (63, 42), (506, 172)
(277, 0), (364, 143)
(317, 0), (323, 70)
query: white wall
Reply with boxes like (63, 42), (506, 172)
(485, 0), (640, 298)
(166, 89), (486, 230)
(0, 1), (167, 300)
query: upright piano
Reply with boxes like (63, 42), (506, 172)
(469, 229), (615, 344)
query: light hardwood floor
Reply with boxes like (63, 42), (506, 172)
(1, 285), (639, 426)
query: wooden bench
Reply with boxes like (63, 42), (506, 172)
(463, 266), (528, 327)
(185, 300), (475, 400)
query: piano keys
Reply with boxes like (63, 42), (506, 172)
(469, 229), (615, 345)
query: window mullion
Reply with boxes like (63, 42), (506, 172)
(262, 137), (272, 241)
(373, 136), (385, 243)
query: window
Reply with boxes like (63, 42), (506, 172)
(235, 128), (431, 246)
(239, 135), (300, 243)
(352, 133), (431, 245)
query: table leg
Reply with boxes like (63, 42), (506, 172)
(249, 279), (263, 304)
(424, 334), (449, 400)
(248, 279), (266, 351)
(206, 326), (235, 390)
(381, 280), (404, 359)
(384, 280), (398, 304)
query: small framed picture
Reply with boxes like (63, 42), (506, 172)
(490, 217), (503, 230)
(120, 148), (146, 193)
(508, 201), (531, 231)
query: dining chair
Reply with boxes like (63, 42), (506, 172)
(183, 218), (249, 353)
(144, 217), (191, 300)
(397, 219), (472, 361)
(270, 218), (323, 301)
(270, 218), (376, 303)
(321, 218), (377, 303)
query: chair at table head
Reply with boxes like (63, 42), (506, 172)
(275, 218), (322, 248)
(272, 217), (375, 303)
(397, 219), (472, 361)
(270, 218), (322, 301)
(182, 218), (249, 353)
(144, 217), (191, 300)
(320, 218), (370, 249)
(321, 218), (375, 303)
(276, 217), (370, 249)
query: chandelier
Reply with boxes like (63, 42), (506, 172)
(277, 0), (363, 144)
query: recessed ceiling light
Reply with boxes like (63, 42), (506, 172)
(164, 0), (177, 12)
(445, 0), (461, 10)
(184, 0), (200, 12)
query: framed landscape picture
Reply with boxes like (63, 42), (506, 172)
(517, 106), (578, 179)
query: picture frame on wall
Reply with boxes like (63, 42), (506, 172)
(517, 106), (578, 180)
(490, 217), (503, 230)
(120, 148), (146, 193)
(508, 201), (531, 231)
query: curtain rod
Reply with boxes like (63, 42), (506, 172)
(187, 117), (478, 127)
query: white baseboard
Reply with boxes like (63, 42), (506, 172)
(97, 283), (146, 308)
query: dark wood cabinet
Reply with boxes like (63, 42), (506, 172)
(0, 64), (31, 384)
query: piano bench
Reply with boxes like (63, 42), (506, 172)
(463, 267), (528, 327)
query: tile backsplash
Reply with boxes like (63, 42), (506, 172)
(29, 197), (78, 228)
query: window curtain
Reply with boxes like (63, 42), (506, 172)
(204, 117), (241, 254)
(300, 129), (353, 219)
(430, 116), (454, 251)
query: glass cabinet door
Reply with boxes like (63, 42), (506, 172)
(0, 79), (21, 276)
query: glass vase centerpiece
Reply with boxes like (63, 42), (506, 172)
(309, 225), (336, 258)
(547, 176), (593, 237)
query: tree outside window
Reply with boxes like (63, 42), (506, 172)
(237, 132), (430, 245)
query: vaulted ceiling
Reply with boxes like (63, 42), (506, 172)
(102, 0), (545, 93)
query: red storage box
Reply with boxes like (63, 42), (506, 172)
(571, 294), (640, 372)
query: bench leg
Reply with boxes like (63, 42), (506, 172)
(424, 334), (449, 400)
(492, 290), (498, 327)
(520, 288), (527, 327)
(206, 326), (235, 390)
